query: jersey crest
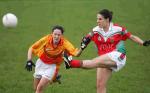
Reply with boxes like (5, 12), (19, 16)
(98, 36), (101, 41)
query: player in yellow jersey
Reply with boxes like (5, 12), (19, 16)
(25, 25), (83, 93)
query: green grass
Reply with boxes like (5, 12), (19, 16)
(0, 0), (150, 93)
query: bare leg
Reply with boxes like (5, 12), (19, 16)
(34, 78), (41, 91)
(36, 77), (51, 93)
(82, 54), (117, 69)
(97, 68), (112, 93)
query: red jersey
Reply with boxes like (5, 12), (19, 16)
(90, 23), (131, 55)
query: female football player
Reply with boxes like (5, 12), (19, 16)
(25, 25), (83, 93)
(63, 9), (150, 93)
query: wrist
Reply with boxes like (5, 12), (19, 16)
(27, 60), (32, 63)
(27, 59), (32, 61)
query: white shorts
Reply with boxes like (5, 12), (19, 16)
(33, 59), (57, 80)
(107, 51), (126, 72)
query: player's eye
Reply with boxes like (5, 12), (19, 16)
(54, 33), (61, 36)
(98, 18), (103, 20)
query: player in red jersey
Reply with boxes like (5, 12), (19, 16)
(63, 9), (150, 93)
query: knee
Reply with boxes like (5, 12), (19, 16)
(97, 80), (106, 89)
(36, 85), (44, 92)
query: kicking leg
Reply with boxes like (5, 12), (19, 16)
(82, 54), (117, 69)
(63, 52), (118, 69)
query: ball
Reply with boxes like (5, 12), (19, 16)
(2, 13), (18, 28)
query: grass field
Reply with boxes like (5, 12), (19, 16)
(0, 0), (150, 93)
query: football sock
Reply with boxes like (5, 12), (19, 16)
(70, 60), (82, 68)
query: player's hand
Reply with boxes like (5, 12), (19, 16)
(81, 36), (91, 50)
(143, 40), (150, 46)
(25, 60), (35, 71)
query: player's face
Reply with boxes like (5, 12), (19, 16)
(52, 29), (62, 44)
(97, 14), (109, 28)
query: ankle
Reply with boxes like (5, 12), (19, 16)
(70, 60), (82, 68)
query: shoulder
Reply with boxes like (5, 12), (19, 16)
(112, 23), (127, 31)
(36, 34), (52, 44)
(40, 34), (51, 39)
(92, 26), (100, 32)
(92, 26), (102, 35)
(112, 23), (131, 37)
(61, 36), (67, 42)
(60, 36), (70, 44)
(35, 35), (49, 42)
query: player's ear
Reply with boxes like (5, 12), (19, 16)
(106, 18), (109, 22)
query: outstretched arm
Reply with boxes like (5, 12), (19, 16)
(129, 35), (150, 46)
(64, 32), (93, 57)
(129, 35), (144, 45)
(80, 31), (93, 50)
(71, 35), (92, 57)
(75, 47), (83, 57)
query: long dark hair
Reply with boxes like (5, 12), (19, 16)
(98, 9), (113, 22)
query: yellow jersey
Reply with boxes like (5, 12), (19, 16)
(31, 34), (78, 65)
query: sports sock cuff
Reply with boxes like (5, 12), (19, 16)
(70, 60), (82, 68)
